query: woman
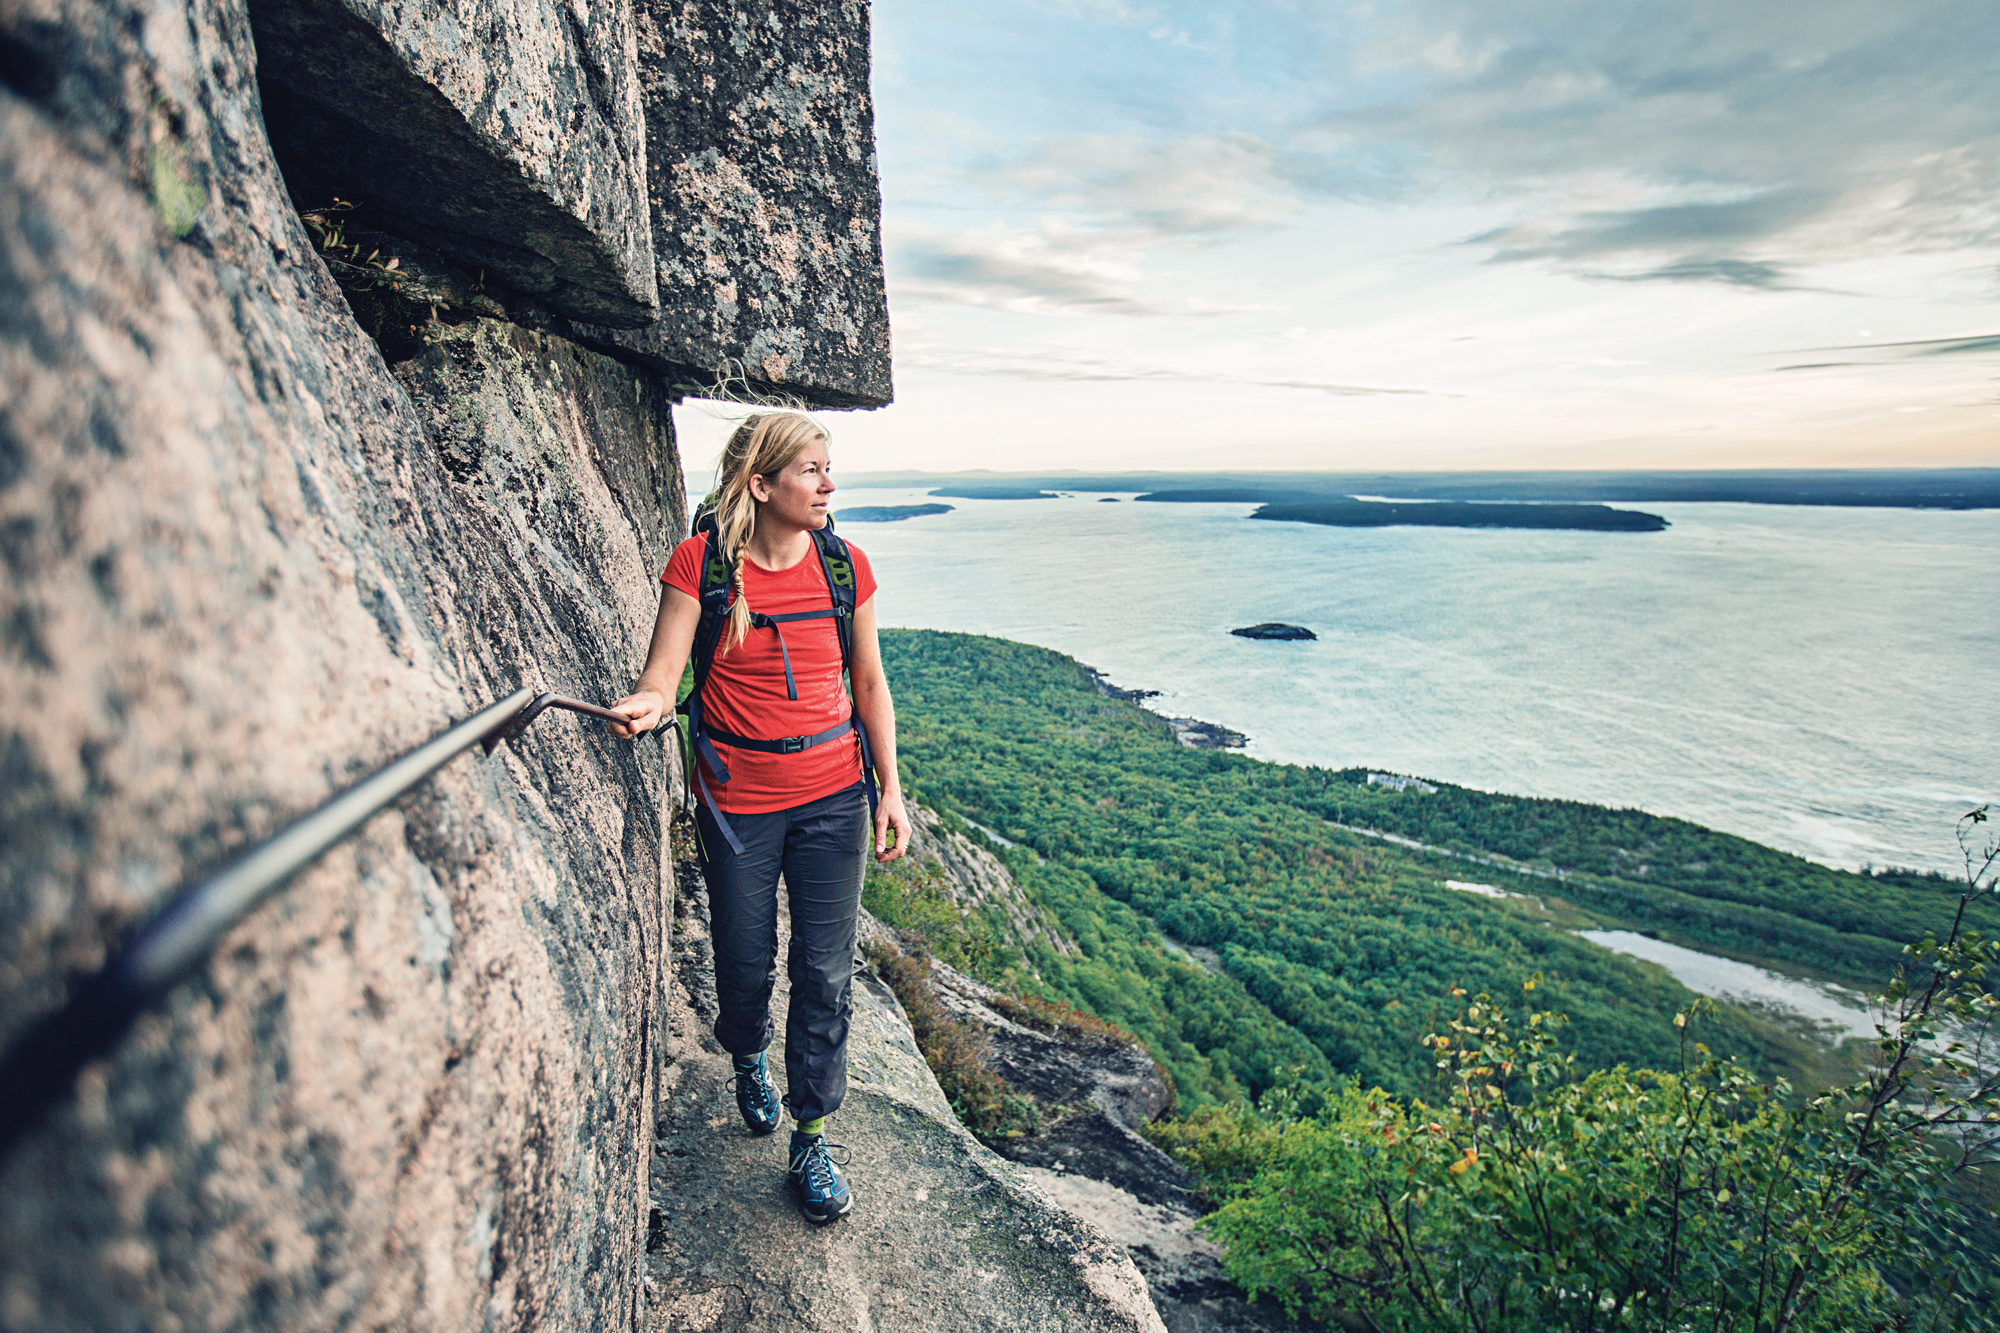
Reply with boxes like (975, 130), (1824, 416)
(608, 412), (911, 1225)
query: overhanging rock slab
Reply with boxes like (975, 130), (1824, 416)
(573, 0), (894, 409)
(252, 0), (659, 326)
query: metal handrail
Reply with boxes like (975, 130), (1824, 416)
(0, 688), (660, 1157)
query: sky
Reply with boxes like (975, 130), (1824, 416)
(679, 0), (2000, 475)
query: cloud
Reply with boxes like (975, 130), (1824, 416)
(1769, 331), (2000, 372)
(895, 130), (1335, 315)
(1023, 0), (1207, 49)
(901, 344), (1457, 396)
(962, 133), (1313, 239)
(888, 218), (1276, 316)
(1469, 193), (1840, 287)
(1788, 332), (2000, 359)
(1861, 332), (2000, 359)
(1473, 191), (1831, 262)
(1585, 259), (1804, 290)
(1316, 0), (2000, 281)
(891, 220), (1157, 315)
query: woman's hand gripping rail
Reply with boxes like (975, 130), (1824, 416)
(608, 584), (702, 739)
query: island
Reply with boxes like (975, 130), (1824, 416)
(1231, 623), (1316, 641)
(1253, 498), (1667, 532)
(929, 486), (1060, 500)
(836, 503), (954, 523)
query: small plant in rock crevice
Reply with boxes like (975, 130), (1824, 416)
(296, 200), (500, 362)
(300, 199), (406, 292)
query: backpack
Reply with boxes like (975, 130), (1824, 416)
(675, 503), (877, 853)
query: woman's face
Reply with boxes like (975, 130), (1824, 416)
(751, 437), (834, 531)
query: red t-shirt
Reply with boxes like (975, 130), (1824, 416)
(663, 534), (877, 814)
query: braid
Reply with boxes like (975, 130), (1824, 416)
(726, 562), (752, 652)
(709, 411), (829, 654)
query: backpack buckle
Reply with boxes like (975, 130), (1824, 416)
(779, 735), (806, 754)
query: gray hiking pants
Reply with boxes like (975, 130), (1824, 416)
(696, 781), (866, 1124)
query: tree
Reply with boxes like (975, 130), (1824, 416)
(1158, 809), (2000, 1332)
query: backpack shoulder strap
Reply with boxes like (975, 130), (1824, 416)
(810, 524), (856, 670)
(809, 522), (879, 821)
(687, 510), (735, 693)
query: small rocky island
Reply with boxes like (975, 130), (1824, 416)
(1232, 623), (1317, 641)
(837, 503), (954, 523)
(1254, 498), (1667, 531)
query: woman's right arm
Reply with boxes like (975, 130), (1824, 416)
(607, 584), (703, 738)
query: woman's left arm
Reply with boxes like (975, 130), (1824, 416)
(848, 596), (912, 862)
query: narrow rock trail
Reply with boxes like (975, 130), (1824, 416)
(645, 856), (1166, 1333)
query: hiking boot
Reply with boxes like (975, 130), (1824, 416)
(730, 1053), (780, 1136)
(788, 1132), (853, 1224)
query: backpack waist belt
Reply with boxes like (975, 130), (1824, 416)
(702, 717), (854, 755)
(689, 711), (876, 857)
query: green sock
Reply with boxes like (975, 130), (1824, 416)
(796, 1116), (825, 1137)
(733, 1053), (763, 1071)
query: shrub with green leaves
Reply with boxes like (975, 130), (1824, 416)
(862, 854), (1005, 977)
(1167, 813), (2000, 1332)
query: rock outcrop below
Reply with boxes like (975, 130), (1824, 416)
(876, 802), (1305, 1333)
(0, 0), (888, 1325)
(924, 960), (1190, 1206)
(907, 802), (1078, 959)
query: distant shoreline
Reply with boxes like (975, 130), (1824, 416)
(928, 486), (1058, 500)
(1083, 666), (1248, 749)
(837, 467), (2000, 510)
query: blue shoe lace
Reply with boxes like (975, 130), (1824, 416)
(730, 1055), (780, 1136)
(788, 1133), (853, 1223)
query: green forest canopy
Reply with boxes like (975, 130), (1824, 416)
(878, 629), (1992, 1110)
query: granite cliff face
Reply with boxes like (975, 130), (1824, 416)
(0, 0), (886, 1327)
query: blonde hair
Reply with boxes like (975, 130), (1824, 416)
(705, 412), (830, 652)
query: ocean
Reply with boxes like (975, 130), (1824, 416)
(828, 488), (1999, 876)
